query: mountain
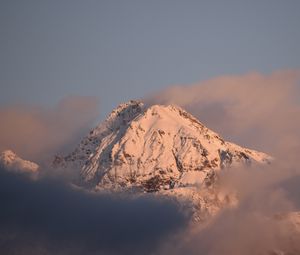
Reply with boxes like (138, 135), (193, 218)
(55, 100), (271, 220)
(0, 150), (39, 174)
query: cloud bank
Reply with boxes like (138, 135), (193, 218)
(144, 69), (300, 255)
(0, 168), (187, 255)
(0, 96), (100, 162)
(145, 69), (300, 158)
(1, 70), (300, 254)
(157, 163), (300, 255)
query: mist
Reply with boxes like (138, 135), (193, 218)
(0, 168), (187, 255)
(1, 70), (300, 254)
(156, 162), (300, 255)
(144, 69), (300, 255)
(145, 69), (300, 158)
(0, 96), (100, 162)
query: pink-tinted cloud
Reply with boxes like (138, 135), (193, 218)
(145, 69), (300, 255)
(0, 96), (100, 162)
(145, 69), (300, 159)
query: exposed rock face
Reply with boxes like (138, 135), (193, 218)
(56, 100), (271, 220)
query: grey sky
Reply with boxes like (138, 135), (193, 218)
(1, 0), (300, 116)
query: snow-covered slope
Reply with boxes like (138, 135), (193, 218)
(56, 100), (271, 220)
(0, 150), (39, 174)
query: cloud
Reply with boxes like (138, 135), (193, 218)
(0, 96), (100, 162)
(143, 69), (300, 255)
(144, 69), (300, 158)
(0, 168), (187, 255)
(2, 70), (300, 254)
(157, 163), (300, 255)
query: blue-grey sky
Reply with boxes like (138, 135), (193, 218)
(1, 0), (300, 116)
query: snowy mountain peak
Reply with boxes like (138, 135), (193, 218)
(55, 100), (272, 221)
(107, 100), (143, 122)
(0, 150), (39, 173)
(53, 100), (144, 168)
(59, 101), (271, 189)
(1, 149), (17, 162)
(92, 100), (144, 136)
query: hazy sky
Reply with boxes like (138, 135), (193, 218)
(1, 0), (300, 115)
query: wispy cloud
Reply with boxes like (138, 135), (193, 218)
(145, 69), (300, 158)
(0, 96), (100, 162)
(145, 69), (300, 255)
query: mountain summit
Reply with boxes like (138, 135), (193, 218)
(55, 100), (271, 220)
(58, 100), (270, 188)
(0, 150), (39, 174)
